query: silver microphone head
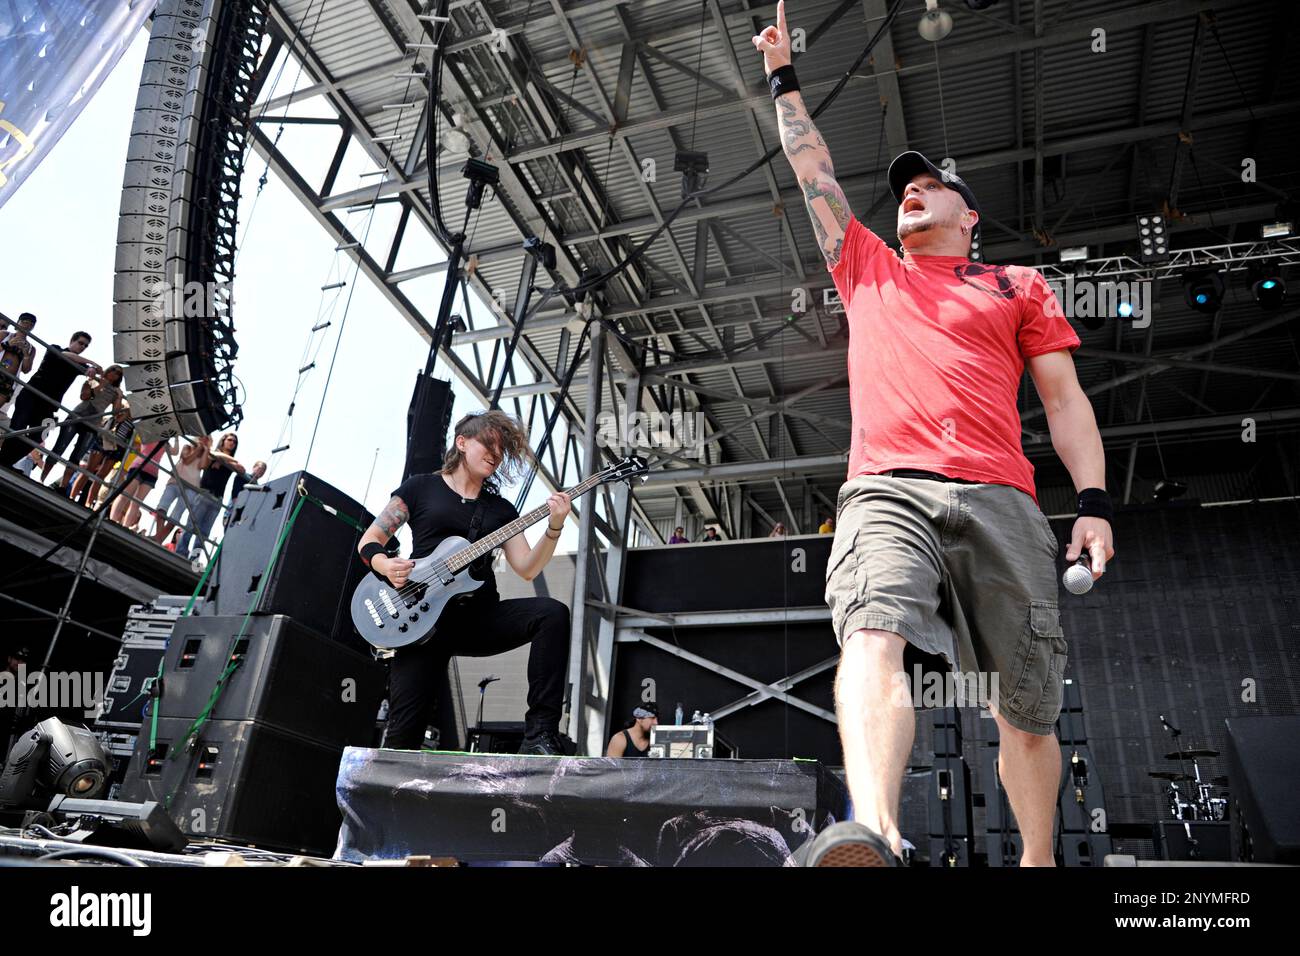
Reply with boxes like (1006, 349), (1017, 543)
(1063, 562), (1094, 595)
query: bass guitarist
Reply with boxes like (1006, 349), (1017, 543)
(357, 410), (572, 755)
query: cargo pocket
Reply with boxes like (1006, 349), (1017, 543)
(1006, 600), (1068, 725)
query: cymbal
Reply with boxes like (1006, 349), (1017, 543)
(1164, 749), (1219, 760)
(1149, 771), (1194, 781)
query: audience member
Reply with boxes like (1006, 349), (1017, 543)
(230, 459), (267, 501)
(14, 448), (42, 478)
(668, 526), (689, 544)
(71, 407), (131, 507)
(183, 432), (246, 560)
(43, 365), (123, 489)
(111, 438), (173, 530)
(0, 330), (100, 468)
(768, 522), (787, 538)
(0, 313), (37, 401)
(152, 437), (206, 543)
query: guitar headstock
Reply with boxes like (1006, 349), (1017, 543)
(601, 455), (649, 485)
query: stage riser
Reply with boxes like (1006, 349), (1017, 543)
(335, 751), (848, 866)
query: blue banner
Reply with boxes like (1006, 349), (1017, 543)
(0, 0), (157, 210)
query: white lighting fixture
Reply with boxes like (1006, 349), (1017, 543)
(919, 0), (953, 42)
(1137, 213), (1169, 263)
(1059, 246), (1089, 262)
(1261, 221), (1294, 240)
(441, 127), (471, 154)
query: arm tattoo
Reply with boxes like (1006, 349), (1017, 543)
(800, 176), (852, 268)
(373, 496), (409, 537)
(777, 96), (828, 158)
(778, 94), (850, 268)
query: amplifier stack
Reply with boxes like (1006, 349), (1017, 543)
(117, 471), (386, 855)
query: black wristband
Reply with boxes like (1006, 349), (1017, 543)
(360, 542), (386, 567)
(768, 64), (799, 101)
(1076, 487), (1114, 523)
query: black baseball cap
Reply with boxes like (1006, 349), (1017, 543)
(887, 150), (981, 220)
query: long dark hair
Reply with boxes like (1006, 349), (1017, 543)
(440, 410), (530, 488)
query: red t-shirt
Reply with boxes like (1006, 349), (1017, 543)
(830, 217), (1079, 502)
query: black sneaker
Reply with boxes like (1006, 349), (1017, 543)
(517, 731), (564, 756)
(799, 821), (902, 867)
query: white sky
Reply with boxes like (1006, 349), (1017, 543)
(0, 27), (576, 553)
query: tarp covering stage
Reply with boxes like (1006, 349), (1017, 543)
(334, 748), (848, 866)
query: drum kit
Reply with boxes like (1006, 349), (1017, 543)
(1147, 714), (1229, 823)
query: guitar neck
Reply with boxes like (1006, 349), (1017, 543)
(445, 471), (607, 572)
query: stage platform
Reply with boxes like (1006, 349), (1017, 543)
(334, 749), (848, 866)
(0, 466), (199, 598)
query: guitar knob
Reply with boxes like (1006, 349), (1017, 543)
(398, 623), (408, 633)
(419, 602), (429, 612)
(409, 612), (419, 622)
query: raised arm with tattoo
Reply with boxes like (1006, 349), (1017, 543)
(357, 495), (415, 586)
(754, 0), (853, 269)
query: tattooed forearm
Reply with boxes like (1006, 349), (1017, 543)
(777, 94), (828, 161)
(800, 175), (852, 268)
(776, 91), (851, 268)
(373, 496), (409, 537)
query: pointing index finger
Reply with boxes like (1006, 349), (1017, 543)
(777, 0), (787, 37)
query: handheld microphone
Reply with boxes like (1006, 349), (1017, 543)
(1062, 556), (1094, 595)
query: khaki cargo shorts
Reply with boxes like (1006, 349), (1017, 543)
(825, 474), (1067, 736)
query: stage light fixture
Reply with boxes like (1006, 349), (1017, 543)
(1183, 269), (1224, 315)
(674, 150), (710, 198)
(1153, 479), (1188, 502)
(1260, 221), (1293, 240)
(1248, 262), (1286, 310)
(1059, 246), (1089, 262)
(919, 0), (953, 41)
(441, 127), (471, 155)
(1137, 213), (1169, 263)
(0, 718), (109, 811)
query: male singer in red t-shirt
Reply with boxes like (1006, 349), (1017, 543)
(755, 2), (1115, 866)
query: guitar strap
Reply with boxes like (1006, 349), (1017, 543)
(465, 495), (488, 543)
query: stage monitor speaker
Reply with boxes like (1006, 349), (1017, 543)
(157, 614), (383, 747)
(119, 717), (346, 855)
(404, 374), (454, 482)
(1158, 821), (1232, 862)
(204, 471), (372, 648)
(1224, 715), (1300, 863)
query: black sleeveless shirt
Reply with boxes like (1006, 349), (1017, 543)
(621, 729), (649, 758)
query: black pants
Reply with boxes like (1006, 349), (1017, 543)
(1, 389), (57, 467)
(383, 595), (570, 750)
